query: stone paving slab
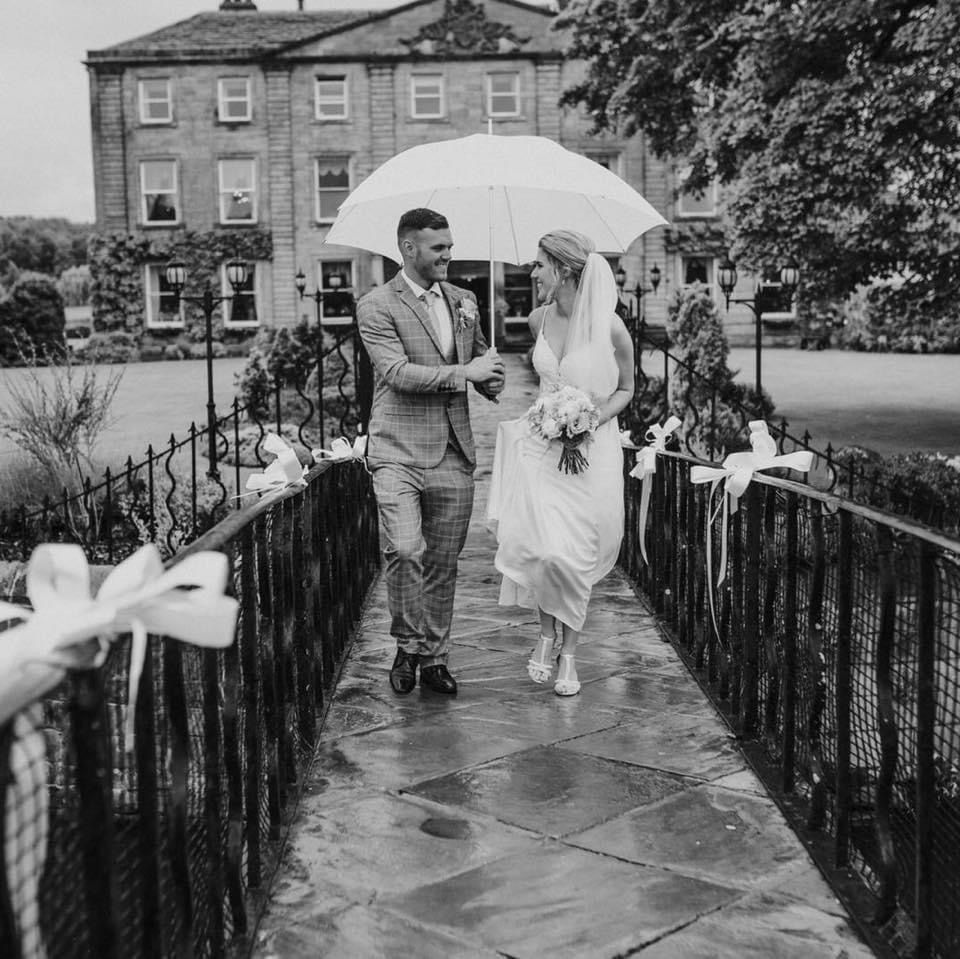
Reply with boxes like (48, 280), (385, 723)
(253, 355), (874, 958)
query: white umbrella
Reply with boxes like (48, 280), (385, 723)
(325, 133), (668, 342)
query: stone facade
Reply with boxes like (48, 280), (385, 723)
(86, 0), (760, 343)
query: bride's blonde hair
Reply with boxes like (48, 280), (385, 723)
(539, 230), (596, 286)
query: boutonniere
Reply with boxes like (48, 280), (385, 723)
(455, 297), (479, 333)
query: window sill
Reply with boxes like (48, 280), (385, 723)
(224, 322), (260, 330)
(219, 221), (259, 227)
(674, 212), (720, 220)
(146, 322), (185, 331)
(313, 117), (351, 124)
(141, 221), (182, 229)
(409, 116), (450, 123)
(485, 113), (525, 121)
(140, 120), (175, 127)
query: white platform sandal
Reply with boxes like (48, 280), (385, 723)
(554, 654), (581, 696)
(527, 635), (555, 684)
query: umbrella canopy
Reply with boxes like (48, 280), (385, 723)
(325, 133), (668, 265)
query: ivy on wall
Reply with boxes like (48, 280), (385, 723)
(88, 229), (272, 341)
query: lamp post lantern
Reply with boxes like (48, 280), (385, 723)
(164, 255), (248, 479)
(615, 263), (661, 327)
(717, 254), (800, 402)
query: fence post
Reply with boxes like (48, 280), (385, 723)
(741, 485), (762, 738)
(783, 491), (799, 793)
(915, 541), (937, 957)
(72, 670), (119, 959)
(834, 510), (853, 861)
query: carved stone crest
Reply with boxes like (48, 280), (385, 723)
(400, 0), (531, 56)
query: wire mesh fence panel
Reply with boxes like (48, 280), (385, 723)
(622, 449), (960, 959)
(0, 458), (379, 959)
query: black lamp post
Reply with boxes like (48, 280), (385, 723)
(717, 255), (800, 401)
(295, 268), (355, 442)
(164, 255), (248, 479)
(615, 263), (661, 326)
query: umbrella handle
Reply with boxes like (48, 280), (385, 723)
(488, 186), (496, 348)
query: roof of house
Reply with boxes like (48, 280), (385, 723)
(86, 0), (556, 62)
(86, 10), (373, 61)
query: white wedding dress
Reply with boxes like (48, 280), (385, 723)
(486, 301), (625, 632)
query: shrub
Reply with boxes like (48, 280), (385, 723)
(0, 272), (66, 364)
(234, 321), (356, 441)
(219, 423), (314, 468)
(630, 285), (776, 458)
(0, 350), (123, 485)
(112, 465), (228, 559)
(81, 330), (140, 364)
(836, 448), (960, 533)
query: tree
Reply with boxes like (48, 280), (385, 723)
(0, 216), (92, 277)
(558, 0), (960, 320)
(0, 272), (67, 364)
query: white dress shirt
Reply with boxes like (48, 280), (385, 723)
(401, 270), (454, 358)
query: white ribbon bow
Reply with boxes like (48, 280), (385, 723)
(312, 433), (368, 463)
(0, 543), (239, 748)
(690, 420), (814, 638)
(245, 433), (307, 494)
(628, 416), (682, 564)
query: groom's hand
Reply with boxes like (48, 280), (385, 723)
(464, 349), (505, 385)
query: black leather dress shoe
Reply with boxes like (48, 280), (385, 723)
(389, 649), (419, 694)
(420, 664), (458, 695)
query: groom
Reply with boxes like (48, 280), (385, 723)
(357, 208), (505, 695)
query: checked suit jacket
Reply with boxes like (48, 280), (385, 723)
(356, 272), (490, 470)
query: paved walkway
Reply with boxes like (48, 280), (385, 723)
(254, 355), (874, 959)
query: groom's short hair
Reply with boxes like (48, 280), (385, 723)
(397, 208), (449, 239)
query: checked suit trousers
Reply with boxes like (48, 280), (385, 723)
(372, 443), (474, 667)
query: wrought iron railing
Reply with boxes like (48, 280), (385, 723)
(0, 325), (373, 565)
(630, 323), (960, 534)
(0, 456), (380, 958)
(622, 450), (960, 958)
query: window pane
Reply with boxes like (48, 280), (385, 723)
(490, 94), (517, 114)
(140, 80), (170, 121)
(221, 78), (247, 98)
(146, 194), (177, 221)
(142, 160), (174, 192)
(683, 257), (711, 285)
(316, 158), (350, 220)
(320, 261), (353, 319)
(413, 77), (443, 115)
(490, 74), (515, 94)
(221, 159), (254, 191)
(227, 265), (257, 324)
(316, 79), (345, 98)
(148, 267), (182, 324)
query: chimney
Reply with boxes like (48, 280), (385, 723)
(219, 0), (258, 10)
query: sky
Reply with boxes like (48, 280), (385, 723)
(0, 0), (404, 223)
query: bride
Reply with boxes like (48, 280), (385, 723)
(486, 230), (635, 696)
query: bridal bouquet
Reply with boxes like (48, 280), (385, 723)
(527, 385), (600, 474)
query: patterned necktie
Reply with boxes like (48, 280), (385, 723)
(421, 289), (452, 356)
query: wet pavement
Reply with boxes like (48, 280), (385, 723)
(254, 354), (874, 958)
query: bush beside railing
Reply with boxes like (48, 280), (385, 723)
(0, 323), (373, 565)
(623, 451), (960, 958)
(0, 457), (380, 958)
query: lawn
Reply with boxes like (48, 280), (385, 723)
(0, 357), (248, 473)
(725, 347), (958, 457)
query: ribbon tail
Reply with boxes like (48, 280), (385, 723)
(638, 475), (652, 565)
(704, 480), (723, 644)
(125, 620), (148, 756)
(716, 493), (731, 588)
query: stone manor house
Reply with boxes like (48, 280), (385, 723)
(85, 0), (776, 348)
